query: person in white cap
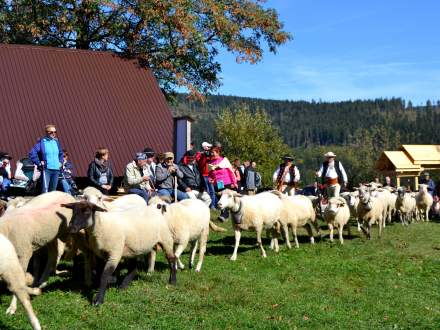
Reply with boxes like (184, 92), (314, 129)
(197, 141), (216, 208)
(315, 151), (347, 198)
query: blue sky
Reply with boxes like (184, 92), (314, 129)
(215, 0), (440, 105)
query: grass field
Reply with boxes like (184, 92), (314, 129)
(1, 216), (440, 329)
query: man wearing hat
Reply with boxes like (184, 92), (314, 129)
(155, 152), (188, 201)
(178, 150), (211, 206)
(420, 172), (435, 196)
(0, 152), (12, 199)
(273, 155), (300, 196)
(315, 151), (348, 198)
(123, 152), (153, 203)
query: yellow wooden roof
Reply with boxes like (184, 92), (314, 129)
(376, 151), (421, 172)
(400, 145), (440, 165)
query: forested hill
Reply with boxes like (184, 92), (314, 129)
(172, 94), (440, 149)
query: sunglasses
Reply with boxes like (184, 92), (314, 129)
(47, 131), (57, 134)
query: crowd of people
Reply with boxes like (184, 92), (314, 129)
(0, 125), (263, 220)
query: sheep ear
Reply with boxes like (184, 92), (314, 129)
(61, 203), (76, 209)
(91, 204), (107, 212)
(233, 192), (243, 197)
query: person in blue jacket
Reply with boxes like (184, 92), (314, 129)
(29, 124), (64, 193)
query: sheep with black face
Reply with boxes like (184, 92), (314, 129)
(62, 200), (177, 306)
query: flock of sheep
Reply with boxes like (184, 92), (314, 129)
(0, 183), (435, 330)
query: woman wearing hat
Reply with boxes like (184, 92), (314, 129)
(273, 155), (300, 196)
(315, 151), (347, 198)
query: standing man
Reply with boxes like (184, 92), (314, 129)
(244, 161), (261, 195)
(273, 155), (300, 196)
(420, 172), (435, 196)
(29, 124), (64, 193)
(315, 151), (348, 198)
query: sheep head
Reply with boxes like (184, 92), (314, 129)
(326, 197), (346, 215)
(217, 189), (241, 210)
(62, 201), (107, 233)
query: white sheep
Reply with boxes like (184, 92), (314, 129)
(62, 200), (177, 305)
(340, 191), (361, 231)
(217, 189), (282, 261)
(0, 233), (42, 330)
(324, 197), (351, 244)
(0, 191), (75, 315)
(274, 193), (320, 249)
(148, 196), (224, 272)
(395, 187), (416, 225)
(416, 184), (433, 222)
(357, 186), (385, 239)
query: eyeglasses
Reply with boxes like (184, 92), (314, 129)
(47, 131), (57, 134)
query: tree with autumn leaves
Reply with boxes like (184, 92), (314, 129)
(0, 0), (290, 98)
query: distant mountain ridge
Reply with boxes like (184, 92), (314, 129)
(171, 94), (440, 149)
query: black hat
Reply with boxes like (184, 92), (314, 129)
(143, 147), (155, 158)
(0, 151), (12, 160)
(185, 150), (197, 158)
(283, 155), (294, 161)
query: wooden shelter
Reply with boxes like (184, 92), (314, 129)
(375, 145), (440, 189)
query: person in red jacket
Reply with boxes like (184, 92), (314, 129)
(196, 142), (216, 209)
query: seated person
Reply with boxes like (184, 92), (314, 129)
(0, 152), (12, 199)
(123, 152), (153, 203)
(155, 152), (188, 201)
(178, 150), (211, 206)
(13, 157), (41, 195)
(59, 151), (78, 196)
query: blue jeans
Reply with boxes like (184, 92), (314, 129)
(60, 179), (72, 195)
(42, 169), (59, 193)
(0, 177), (11, 194)
(127, 188), (149, 204)
(158, 188), (189, 201)
(203, 176), (217, 208)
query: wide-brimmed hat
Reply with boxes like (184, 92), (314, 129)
(163, 152), (174, 160)
(324, 151), (336, 158)
(283, 155), (294, 161)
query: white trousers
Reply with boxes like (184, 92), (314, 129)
(186, 190), (212, 207)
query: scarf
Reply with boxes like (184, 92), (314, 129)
(94, 158), (109, 173)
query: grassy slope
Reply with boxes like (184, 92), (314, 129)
(1, 218), (440, 330)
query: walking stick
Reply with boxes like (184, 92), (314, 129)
(41, 163), (47, 193)
(174, 175), (178, 203)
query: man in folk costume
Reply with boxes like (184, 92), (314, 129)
(315, 151), (348, 198)
(273, 155), (300, 196)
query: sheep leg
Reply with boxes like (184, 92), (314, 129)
(174, 243), (187, 270)
(15, 288), (41, 330)
(268, 230), (274, 250)
(37, 240), (58, 288)
(93, 256), (121, 306)
(305, 223), (315, 245)
(292, 226), (299, 248)
(256, 229), (267, 258)
(160, 239), (177, 285)
(282, 223), (291, 249)
(357, 219), (362, 232)
(311, 220), (322, 239)
(195, 233), (208, 272)
(328, 223), (334, 243)
(147, 250), (156, 274)
(338, 225), (344, 245)
(346, 222), (352, 239)
(119, 259), (138, 290)
(378, 216), (383, 238)
(188, 240), (198, 269)
(368, 222), (372, 240)
(426, 209), (430, 222)
(7, 250), (33, 315)
(230, 229), (241, 261)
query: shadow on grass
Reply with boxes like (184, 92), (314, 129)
(0, 320), (15, 330)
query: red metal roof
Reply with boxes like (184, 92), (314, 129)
(0, 44), (173, 176)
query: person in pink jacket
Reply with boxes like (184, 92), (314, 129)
(208, 146), (237, 221)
